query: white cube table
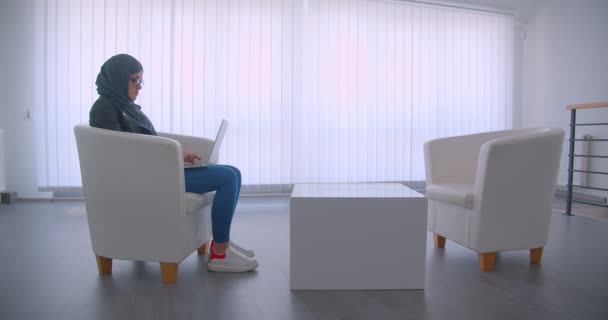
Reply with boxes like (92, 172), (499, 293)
(290, 183), (427, 290)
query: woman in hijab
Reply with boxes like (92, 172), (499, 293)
(90, 54), (258, 273)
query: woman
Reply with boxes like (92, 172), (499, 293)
(90, 54), (258, 273)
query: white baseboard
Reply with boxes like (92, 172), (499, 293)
(38, 182), (605, 204)
(18, 191), (54, 200)
(555, 185), (607, 204)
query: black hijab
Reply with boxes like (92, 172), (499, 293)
(94, 54), (157, 135)
(96, 54), (143, 105)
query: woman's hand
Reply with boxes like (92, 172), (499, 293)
(183, 149), (202, 165)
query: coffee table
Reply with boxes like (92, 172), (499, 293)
(290, 183), (427, 290)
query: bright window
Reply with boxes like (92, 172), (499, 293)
(35, 0), (514, 187)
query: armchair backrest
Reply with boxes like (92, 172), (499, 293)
(424, 128), (538, 185)
(74, 124), (191, 262)
(470, 127), (565, 251)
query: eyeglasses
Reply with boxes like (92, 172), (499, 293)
(130, 78), (144, 88)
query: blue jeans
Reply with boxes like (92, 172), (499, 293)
(184, 165), (242, 243)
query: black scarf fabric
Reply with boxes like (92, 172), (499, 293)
(93, 54), (157, 135)
(96, 53), (143, 105)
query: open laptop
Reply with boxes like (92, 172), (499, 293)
(184, 119), (229, 169)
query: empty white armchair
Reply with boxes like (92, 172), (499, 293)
(424, 127), (565, 271)
(74, 124), (216, 283)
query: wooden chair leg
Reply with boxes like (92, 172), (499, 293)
(197, 241), (209, 255)
(530, 247), (543, 264)
(478, 252), (497, 271)
(160, 263), (179, 283)
(434, 233), (446, 248)
(96, 255), (112, 274)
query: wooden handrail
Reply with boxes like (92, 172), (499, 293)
(566, 101), (608, 110)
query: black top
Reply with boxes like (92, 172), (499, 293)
(89, 97), (157, 135)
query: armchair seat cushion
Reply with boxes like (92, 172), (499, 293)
(184, 192), (214, 215)
(426, 183), (474, 209)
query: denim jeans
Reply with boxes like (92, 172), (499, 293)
(184, 164), (241, 243)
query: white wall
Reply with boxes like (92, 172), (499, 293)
(521, 0), (608, 198)
(0, 0), (49, 199)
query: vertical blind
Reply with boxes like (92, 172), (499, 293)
(35, 0), (514, 187)
(293, 0), (514, 182)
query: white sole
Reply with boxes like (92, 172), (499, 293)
(207, 262), (259, 273)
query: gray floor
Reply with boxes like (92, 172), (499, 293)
(1, 197), (607, 320)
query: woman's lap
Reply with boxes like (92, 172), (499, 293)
(184, 164), (238, 193)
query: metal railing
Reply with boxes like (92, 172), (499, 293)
(566, 101), (608, 215)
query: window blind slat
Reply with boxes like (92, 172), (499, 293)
(37, 0), (514, 187)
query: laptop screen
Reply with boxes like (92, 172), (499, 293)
(208, 119), (229, 164)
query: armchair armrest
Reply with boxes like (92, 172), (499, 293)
(474, 128), (565, 214)
(469, 127), (564, 250)
(426, 182), (475, 209)
(74, 125), (193, 261)
(158, 132), (215, 163)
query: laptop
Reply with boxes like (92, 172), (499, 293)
(184, 119), (229, 169)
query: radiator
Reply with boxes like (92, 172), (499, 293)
(574, 134), (591, 186)
(0, 128), (5, 192)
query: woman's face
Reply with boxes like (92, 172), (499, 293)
(128, 71), (143, 101)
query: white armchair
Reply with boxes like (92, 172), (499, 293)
(424, 127), (564, 271)
(74, 124), (216, 283)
